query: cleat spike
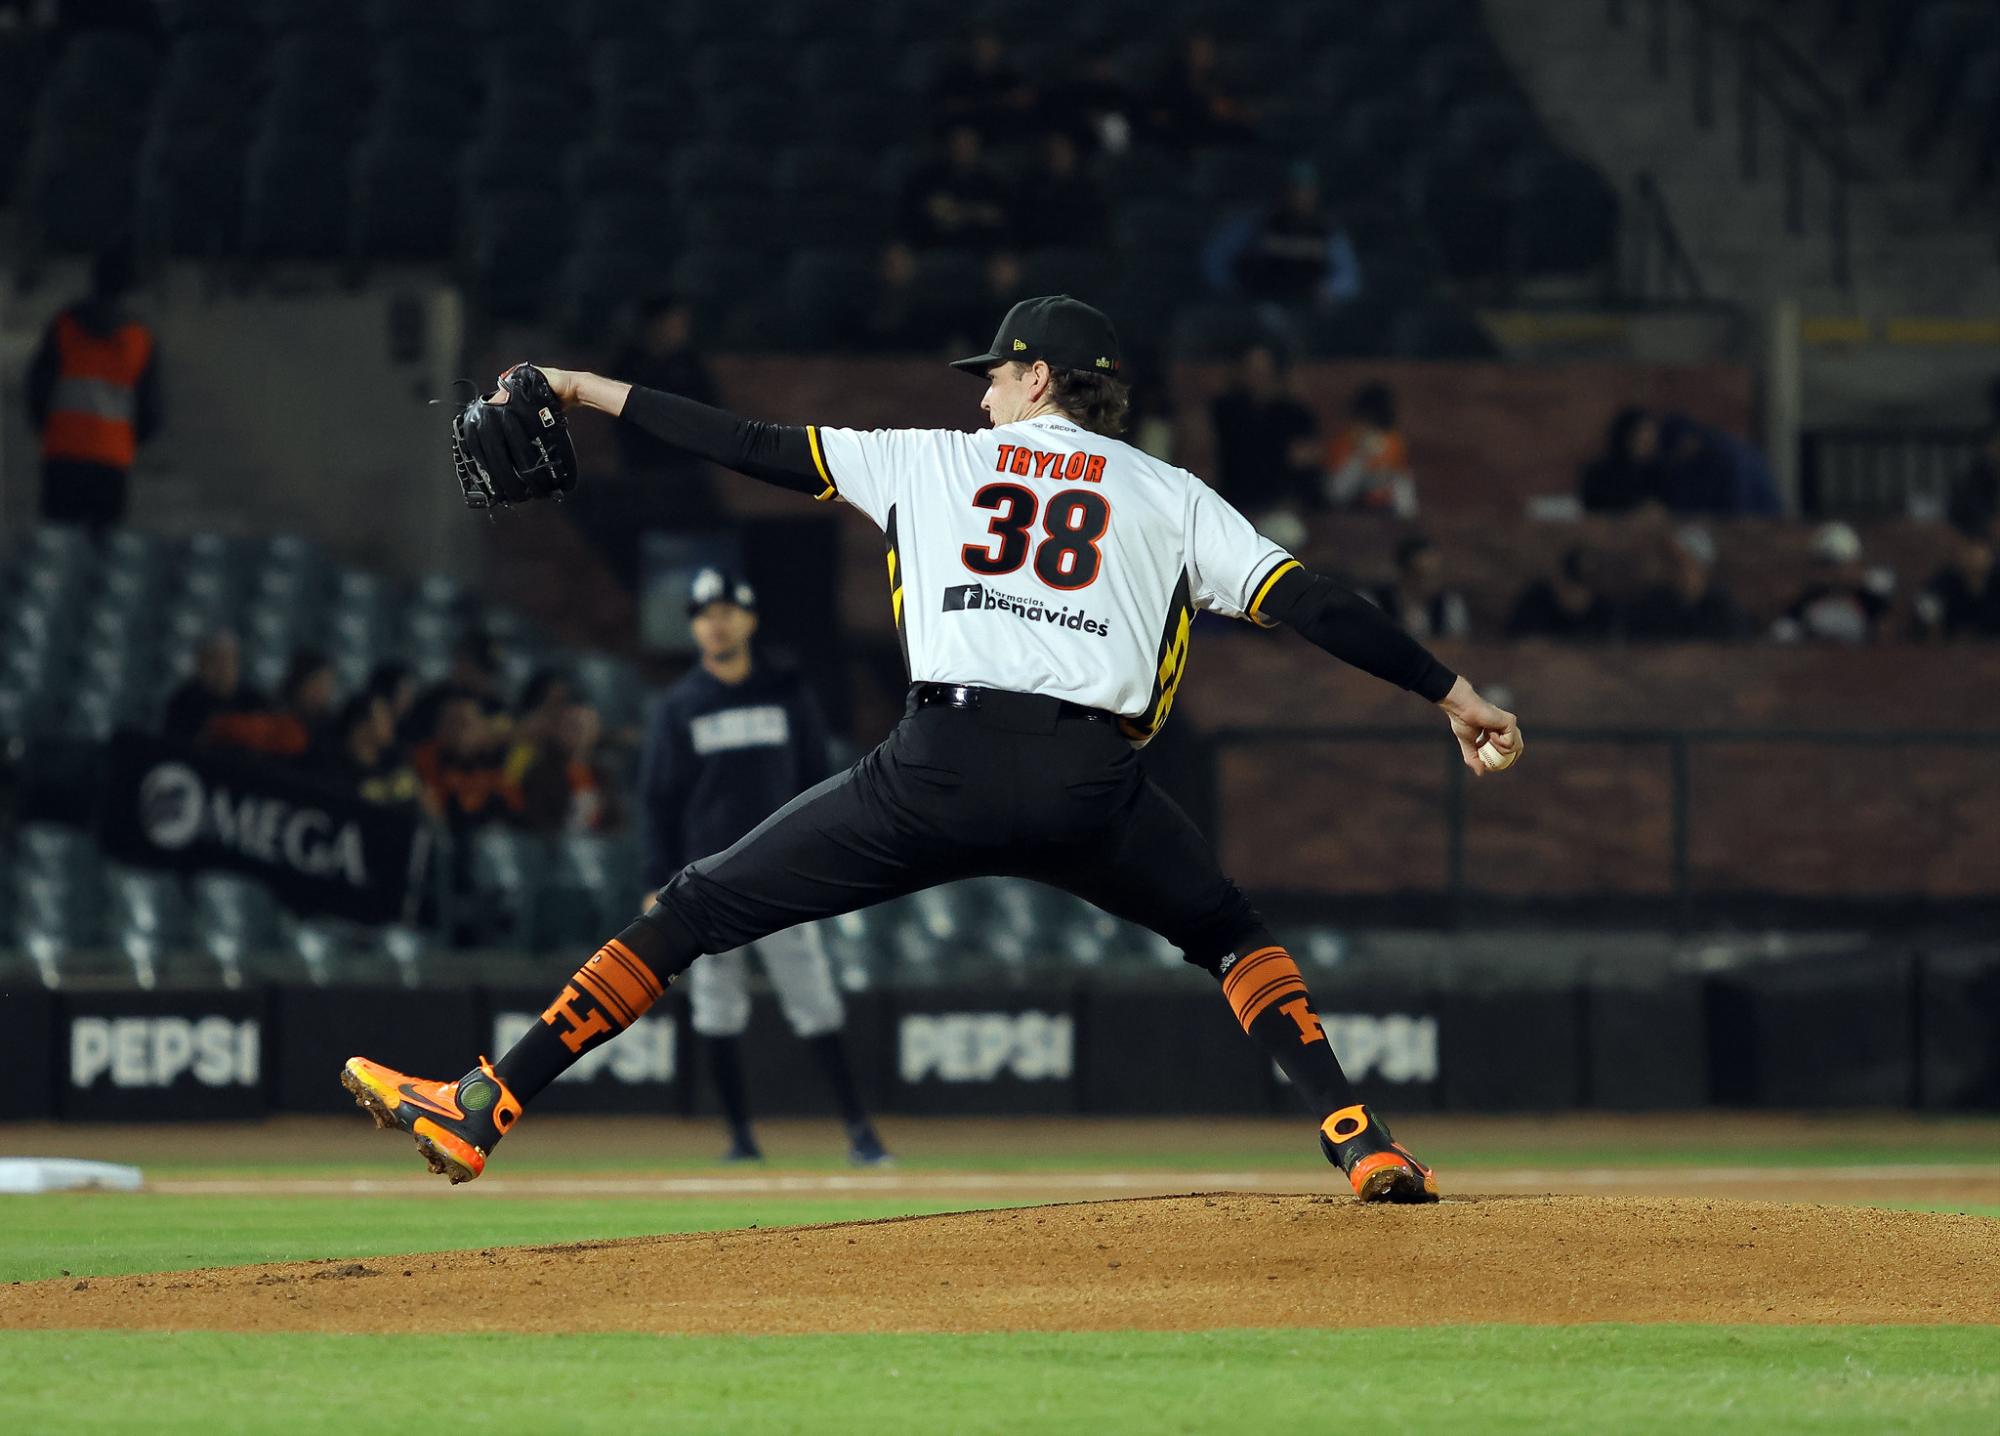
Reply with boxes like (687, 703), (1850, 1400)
(339, 1055), (513, 1184)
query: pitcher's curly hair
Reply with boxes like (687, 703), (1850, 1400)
(1048, 368), (1132, 437)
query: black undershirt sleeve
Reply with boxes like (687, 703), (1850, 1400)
(619, 386), (829, 497)
(1255, 564), (1458, 702)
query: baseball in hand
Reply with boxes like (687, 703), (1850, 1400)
(1477, 736), (1520, 771)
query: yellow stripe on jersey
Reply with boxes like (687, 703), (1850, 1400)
(1121, 583), (1194, 747)
(1248, 558), (1301, 626)
(806, 425), (836, 501)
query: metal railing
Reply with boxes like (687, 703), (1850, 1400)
(1799, 424), (1987, 518)
(1608, 0), (1864, 288)
(1208, 724), (2000, 927)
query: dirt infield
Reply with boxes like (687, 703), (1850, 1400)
(6, 1195), (1996, 1334)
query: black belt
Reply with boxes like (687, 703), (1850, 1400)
(908, 682), (1117, 726)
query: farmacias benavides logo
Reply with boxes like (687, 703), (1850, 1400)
(942, 583), (1110, 636)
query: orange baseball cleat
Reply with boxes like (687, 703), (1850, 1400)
(1320, 1104), (1440, 1204)
(339, 1055), (521, 1185)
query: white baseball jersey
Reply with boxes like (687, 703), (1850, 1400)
(807, 413), (1298, 744)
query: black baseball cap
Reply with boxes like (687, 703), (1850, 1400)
(687, 566), (757, 617)
(949, 295), (1122, 379)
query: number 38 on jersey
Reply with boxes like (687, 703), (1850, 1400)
(962, 483), (1111, 591)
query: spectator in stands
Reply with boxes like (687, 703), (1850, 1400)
(413, 691), (522, 830)
(330, 689), (428, 812)
(501, 667), (575, 824)
(1626, 525), (1754, 641)
(1374, 535), (1470, 641)
(161, 629), (259, 742)
(1580, 407), (1663, 514)
(1149, 31), (1252, 148)
(1654, 413), (1781, 516)
(25, 246), (161, 534)
(900, 124), (1010, 252)
(1204, 164), (1362, 310)
(204, 647), (336, 760)
(1208, 343), (1321, 549)
(511, 668), (573, 738)
(1508, 544), (1621, 639)
(519, 701), (612, 834)
(1582, 407), (1781, 517)
(1913, 530), (2000, 640)
(403, 631), (506, 750)
(1771, 522), (1893, 644)
(1325, 381), (1417, 517)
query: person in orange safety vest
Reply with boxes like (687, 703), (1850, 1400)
(25, 247), (161, 532)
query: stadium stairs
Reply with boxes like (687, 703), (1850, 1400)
(1486, 0), (2000, 317)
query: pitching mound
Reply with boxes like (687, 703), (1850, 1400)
(6, 1195), (1996, 1334)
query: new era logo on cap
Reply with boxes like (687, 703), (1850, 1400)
(950, 296), (1123, 379)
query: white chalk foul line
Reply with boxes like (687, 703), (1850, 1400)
(140, 1164), (2000, 1199)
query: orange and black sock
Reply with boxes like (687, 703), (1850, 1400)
(493, 915), (677, 1102)
(1217, 937), (1355, 1120)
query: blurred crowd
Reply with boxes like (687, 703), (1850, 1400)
(1189, 362), (2000, 646)
(160, 628), (624, 835)
(1491, 513), (1998, 646)
(1207, 349), (1419, 549)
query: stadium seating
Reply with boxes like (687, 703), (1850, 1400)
(0, 522), (671, 979)
(6, 0), (1616, 346)
(0, 503), (1232, 984)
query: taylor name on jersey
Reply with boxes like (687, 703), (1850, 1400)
(808, 413), (1294, 746)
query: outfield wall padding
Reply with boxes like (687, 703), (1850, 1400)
(6, 951), (1993, 1121)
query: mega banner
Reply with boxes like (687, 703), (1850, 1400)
(99, 730), (432, 925)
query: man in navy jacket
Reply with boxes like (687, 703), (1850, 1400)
(640, 567), (889, 1165)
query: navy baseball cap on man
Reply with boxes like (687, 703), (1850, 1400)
(687, 567), (757, 617)
(949, 295), (1122, 378)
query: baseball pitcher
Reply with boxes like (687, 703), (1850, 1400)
(346, 297), (1524, 1202)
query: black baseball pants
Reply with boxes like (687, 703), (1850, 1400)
(651, 687), (1263, 976)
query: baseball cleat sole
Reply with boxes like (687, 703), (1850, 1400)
(339, 1062), (485, 1185)
(339, 1061), (396, 1126)
(1348, 1151), (1440, 1204)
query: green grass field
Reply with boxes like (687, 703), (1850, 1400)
(4, 1327), (1997, 1436)
(3, 1115), (1996, 1435)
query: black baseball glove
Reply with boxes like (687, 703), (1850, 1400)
(449, 363), (580, 510)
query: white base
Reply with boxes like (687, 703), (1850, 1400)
(0, 1158), (145, 1194)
